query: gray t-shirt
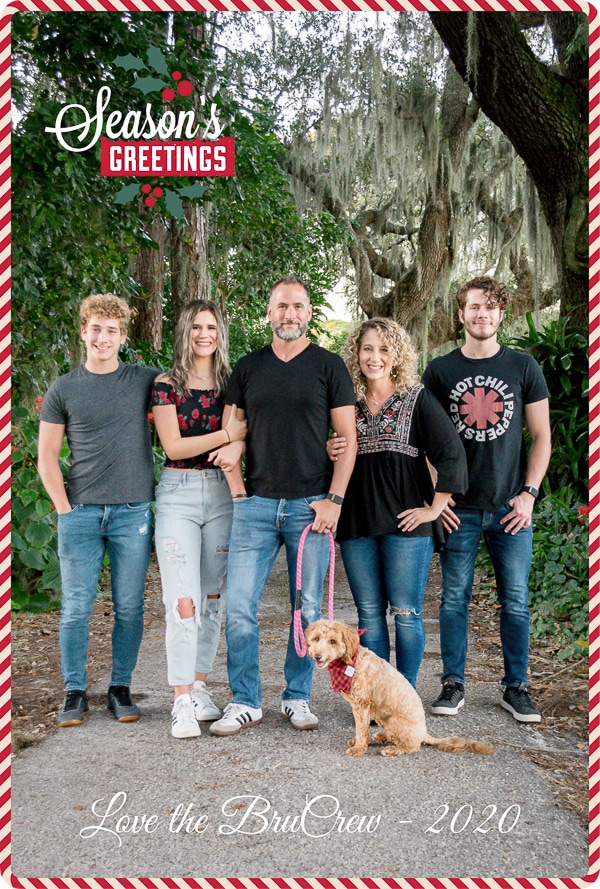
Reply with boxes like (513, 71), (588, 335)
(40, 362), (158, 505)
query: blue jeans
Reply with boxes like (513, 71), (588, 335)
(225, 495), (330, 709)
(57, 502), (153, 691)
(155, 469), (232, 686)
(340, 534), (434, 687)
(439, 504), (533, 688)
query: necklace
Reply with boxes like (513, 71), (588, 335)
(366, 389), (395, 406)
(189, 371), (212, 381)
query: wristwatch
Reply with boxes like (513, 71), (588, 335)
(520, 485), (539, 500)
(326, 492), (344, 505)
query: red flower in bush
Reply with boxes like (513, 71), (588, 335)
(578, 505), (590, 524)
(148, 412), (154, 425)
(34, 397), (43, 414)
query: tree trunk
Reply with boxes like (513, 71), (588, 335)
(131, 210), (166, 349)
(430, 12), (588, 325)
(170, 206), (210, 336)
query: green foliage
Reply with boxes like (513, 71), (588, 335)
(11, 405), (65, 612)
(12, 12), (160, 404)
(528, 488), (588, 660)
(476, 487), (588, 660)
(510, 313), (588, 500)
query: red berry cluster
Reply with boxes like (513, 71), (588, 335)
(162, 70), (193, 102)
(141, 184), (164, 207)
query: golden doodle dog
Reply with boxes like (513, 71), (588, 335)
(306, 620), (493, 757)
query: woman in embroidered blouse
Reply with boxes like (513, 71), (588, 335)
(328, 318), (467, 688)
(151, 300), (247, 739)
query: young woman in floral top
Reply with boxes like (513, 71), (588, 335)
(328, 318), (467, 688)
(151, 300), (247, 739)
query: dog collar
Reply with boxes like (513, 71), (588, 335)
(327, 652), (358, 693)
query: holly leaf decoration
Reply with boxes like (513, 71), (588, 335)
(165, 190), (184, 219)
(113, 53), (147, 72)
(114, 184), (141, 204)
(178, 184), (207, 200)
(134, 76), (168, 95)
(147, 46), (170, 77)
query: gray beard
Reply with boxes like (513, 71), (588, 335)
(273, 323), (307, 341)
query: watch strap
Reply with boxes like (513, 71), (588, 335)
(326, 492), (344, 505)
(520, 485), (539, 500)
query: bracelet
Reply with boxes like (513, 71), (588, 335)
(225, 428), (231, 443)
(232, 493), (248, 500)
(326, 492), (344, 505)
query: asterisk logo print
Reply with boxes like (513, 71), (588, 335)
(459, 388), (504, 430)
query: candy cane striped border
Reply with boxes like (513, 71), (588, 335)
(1, 1), (596, 887)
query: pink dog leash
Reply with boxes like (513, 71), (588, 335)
(293, 523), (336, 657)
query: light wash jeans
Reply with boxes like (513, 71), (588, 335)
(340, 534), (434, 687)
(225, 494), (330, 709)
(155, 469), (233, 686)
(57, 502), (153, 691)
(439, 504), (533, 688)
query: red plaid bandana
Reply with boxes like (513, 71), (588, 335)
(327, 652), (358, 693)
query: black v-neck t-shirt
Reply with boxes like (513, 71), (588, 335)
(225, 343), (355, 499)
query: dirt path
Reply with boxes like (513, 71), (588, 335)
(10, 550), (590, 878)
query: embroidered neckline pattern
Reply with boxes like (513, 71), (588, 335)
(356, 384), (422, 457)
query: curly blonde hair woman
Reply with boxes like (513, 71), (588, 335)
(344, 318), (419, 400)
(329, 316), (468, 687)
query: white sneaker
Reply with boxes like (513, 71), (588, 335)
(209, 702), (263, 736)
(171, 693), (201, 739)
(191, 681), (221, 722)
(281, 699), (319, 730)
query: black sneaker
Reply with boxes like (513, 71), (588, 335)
(431, 679), (465, 715)
(501, 683), (541, 723)
(107, 686), (141, 722)
(56, 689), (89, 727)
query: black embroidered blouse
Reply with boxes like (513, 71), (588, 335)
(335, 385), (468, 544)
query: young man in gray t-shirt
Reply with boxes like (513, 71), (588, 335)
(38, 294), (157, 727)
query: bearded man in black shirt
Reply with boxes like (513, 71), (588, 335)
(209, 275), (357, 737)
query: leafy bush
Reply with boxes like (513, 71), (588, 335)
(11, 404), (66, 611)
(528, 488), (588, 660)
(510, 314), (588, 500)
(476, 488), (588, 659)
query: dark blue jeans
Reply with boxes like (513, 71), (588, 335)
(439, 504), (533, 688)
(340, 534), (434, 687)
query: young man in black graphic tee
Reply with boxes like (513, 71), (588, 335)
(423, 276), (551, 723)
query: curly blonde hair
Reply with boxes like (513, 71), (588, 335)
(344, 318), (419, 400)
(79, 294), (131, 335)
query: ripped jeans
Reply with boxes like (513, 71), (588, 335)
(155, 469), (233, 687)
(340, 534), (434, 687)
